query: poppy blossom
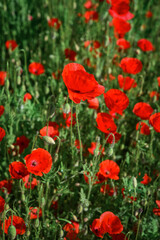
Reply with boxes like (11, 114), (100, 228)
(98, 160), (120, 180)
(88, 142), (105, 155)
(149, 112), (160, 132)
(5, 40), (18, 51)
(120, 57), (143, 74)
(22, 174), (38, 189)
(87, 98), (99, 109)
(25, 148), (52, 176)
(84, 0), (93, 9)
(96, 113), (117, 133)
(112, 18), (131, 37)
(2, 216), (26, 235)
(90, 219), (104, 238)
(28, 62), (45, 75)
(133, 102), (153, 120)
(0, 179), (12, 194)
(0, 196), (5, 213)
(140, 173), (152, 185)
(105, 132), (121, 144)
(137, 39), (154, 51)
(74, 139), (83, 149)
(136, 122), (150, 135)
(0, 127), (5, 141)
(0, 71), (7, 86)
(149, 91), (159, 101)
(0, 105), (4, 117)
(62, 63), (105, 104)
(109, 8), (134, 21)
(111, 0), (130, 15)
(23, 93), (32, 102)
(104, 89), (129, 115)
(110, 233), (128, 240)
(116, 38), (131, 50)
(63, 221), (79, 240)
(118, 75), (137, 91)
(157, 77), (160, 87)
(13, 135), (30, 154)
(84, 11), (99, 23)
(100, 184), (117, 196)
(153, 200), (160, 216)
(146, 11), (152, 18)
(29, 207), (42, 219)
(9, 162), (29, 179)
(48, 18), (61, 29)
(64, 49), (77, 61)
(40, 125), (59, 140)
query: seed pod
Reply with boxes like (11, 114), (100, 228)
(35, 219), (39, 228)
(42, 136), (55, 145)
(8, 225), (16, 240)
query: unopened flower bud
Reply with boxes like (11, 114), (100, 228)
(63, 103), (71, 114)
(8, 225), (16, 240)
(42, 136), (55, 145)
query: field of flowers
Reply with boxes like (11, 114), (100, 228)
(0, 0), (160, 239)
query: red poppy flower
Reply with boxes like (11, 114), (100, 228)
(104, 89), (129, 115)
(0, 196), (5, 213)
(111, 0), (130, 15)
(120, 57), (143, 74)
(23, 93), (32, 102)
(0, 105), (4, 117)
(133, 102), (153, 120)
(2, 216), (26, 235)
(98, 159), (120, 180)
(62, 63), (105, 104)
(0, 127), (5, 141)
(121, 188), (137, 202)
(112, 18), (131, 36)
(25, 148), (52, 176)
(63, 112), (76, 127)
(84, 11), (99, 23)
(100, 184), (117, 196)
(157, 77), (160, 87)
(146, 11), (152, 18)
(96, 113), (117, 133)
(40, 125), (59, 141)
(109, 8), (134, 21)
(90, 219), (104, 238)
(74, 139), (83, 149)
(140, 173), (152, 185)
(87, 98), (99, 109)
(29, 207), (42, 219)
(100, 211), (123, 235)
(149, 91), (159, 101)
(88, 142), (105, 155)
(149, 112), (160, 132)
(84, 0), (93, 9)
(137, 39), (154, 51)
(0, 179), (12, 194)
(118, 75), (137, 91)
(13, 136), (30, 154)
(48, 18), (61, 29)
(9, 162), (29, 179)
(65, 49), (77, 61)
(5, 40), (18, 51)
(105, 132), (121, 144)
(22, 174), (38, 189)
(64, 221), (79, 240)
(116, 38), (131, 50)
(153, 200), (160, 216)
(109, 74), (116, 81)
(51, 200), (58, 210)
(0, 71), (7, 86)
(110, 233), (128, 240)
(28, 62), (45, 75)
(136, 122), (150, 135)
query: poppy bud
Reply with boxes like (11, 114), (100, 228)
(42, 136), (55, 145)
(63, 103), (71, 114)
(54, 153), (59, 162)
(5, 79), (10, 90)
(8, 225), (17, 240)
(26, 230), (31, 237)
(108, 147), (113, 156)
(78, 204), (83, 214)
(72, 215), (78, 222)
(35, 219), (39, 227)
(59, 229), (64, 238)
(21, 193), (25, 202)
(41, 197), (45, 207)
(133, 177), (137, 188)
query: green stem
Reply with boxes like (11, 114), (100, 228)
(76, 104), (83, 163)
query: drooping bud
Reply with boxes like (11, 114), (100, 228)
(8, 225), (17, 240)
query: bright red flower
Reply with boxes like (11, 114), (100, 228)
(22, 174), (38, 189)
(136, 122), (150, 135)
(0, 179), (12, 194)
(120, 57), (143, 74)
(74, 139), (82, 150)
(112, 18), (131, 36)
(149, 113), (160, 132)
(109, 8), (134, 21)
(88, 142), (105, 155)
(84, 11), (99, 23)
(104, 89), (129, 115)
(13, 135), (30, 154)
(0, 71), (7, 86)
(157, 77), (160, 87)
(23, 93), (32, 102)
(133, 102), (153, 120)
(64, 112), (76, 127)
(110, 233), (128, 240)
(100, 211), (123, 235)
(118, 75), (137, 91)
(96, 113), (117, 133)
(111, 0), (130, 15)
(29, 207), (42, 219)
(87, 98), (99, 109)
(84, 0), (93, 9)
(48, 18), (61, 29)
(149, 91), (159, 101)
(9, 162), (29, 179)
(0, 127), (5, 141)
(63, 221), (80, 240)
(40, 125), (59, 140)
(65, 49), (77, 61)
(28, 62), (45, 75)
(100, 184), (117, 196)
(90, 219), (104, 238)
(153, 200), (160, 216)
(140, 173), (152, 185)
(98, 160), (120, 180)
(0, 196), (5, 213)
(137, 39), (154, 51)
(116, 38), (131, 50)
(62, 63), (105, 103)
(146, 11), (152, 18)
(5, 40), (18, 51)
(25, 148), (52, 176)
(105, 132), (121, 144)
(2, 216), (26, 235)
(0, 105), (4, 117)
